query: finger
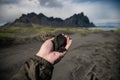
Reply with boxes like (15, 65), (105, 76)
(49, 37), (54, 40)
(45, 37), (54, 43)
(65, 35), (71, 42)
(65, 39), (72, 50)
(64, 34), (68, 38)
(65, 35), (70, 44)
(62, 33), (65, 36)
(63, 34), (72, 50)
(54, 51), (66, 57)
(44, 37), (54, 46)
(62, 50), (67, 54)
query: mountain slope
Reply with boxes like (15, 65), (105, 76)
(6, 12), (96, 27)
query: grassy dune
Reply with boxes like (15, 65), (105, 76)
(0, 27), (99, 38)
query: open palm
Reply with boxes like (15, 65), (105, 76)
(36, 35), (72, 64)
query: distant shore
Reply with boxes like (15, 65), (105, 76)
(88, 26), (120, 31)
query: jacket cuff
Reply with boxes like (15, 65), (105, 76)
(32, 55), (54, 69)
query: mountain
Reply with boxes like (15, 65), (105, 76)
(3, 12), (95, 27)
(64, 12), (95, 27)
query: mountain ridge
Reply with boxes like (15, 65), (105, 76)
(2, 12), (96, 27)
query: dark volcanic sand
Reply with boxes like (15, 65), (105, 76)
(0, 32), (120, 80)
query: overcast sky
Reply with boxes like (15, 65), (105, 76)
(0, 0), (120, 26)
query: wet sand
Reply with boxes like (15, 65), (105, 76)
(0, 32), (120, 80)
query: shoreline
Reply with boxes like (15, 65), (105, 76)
(88, 27), (120, 31)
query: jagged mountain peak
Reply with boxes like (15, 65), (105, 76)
(38, 13), (46, 17)
(4, 12), (95, 27)
(27, 12), (37, 17)
(71, 12), (84, 17)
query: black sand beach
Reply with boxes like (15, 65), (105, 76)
(0, 32), (120, 80)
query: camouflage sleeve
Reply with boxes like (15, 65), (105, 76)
(11, 55), (54, 80)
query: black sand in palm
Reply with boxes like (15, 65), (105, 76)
(52, 34), (67, 52)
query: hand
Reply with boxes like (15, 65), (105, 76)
(36, 34), (72, 64)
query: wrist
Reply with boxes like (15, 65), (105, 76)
(36, 53), (54, 64)
(34, 55), (54, 69)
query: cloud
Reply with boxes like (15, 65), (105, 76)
(73, 0), (120, 2)
(38, 0), (119, 24)
(0, 0), (40, 24)
(0, 0), (20, 5)
(38, 0), (63, 8)
(0, 0), (119, 26)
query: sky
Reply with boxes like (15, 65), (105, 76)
(0, 0), (120, 26)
